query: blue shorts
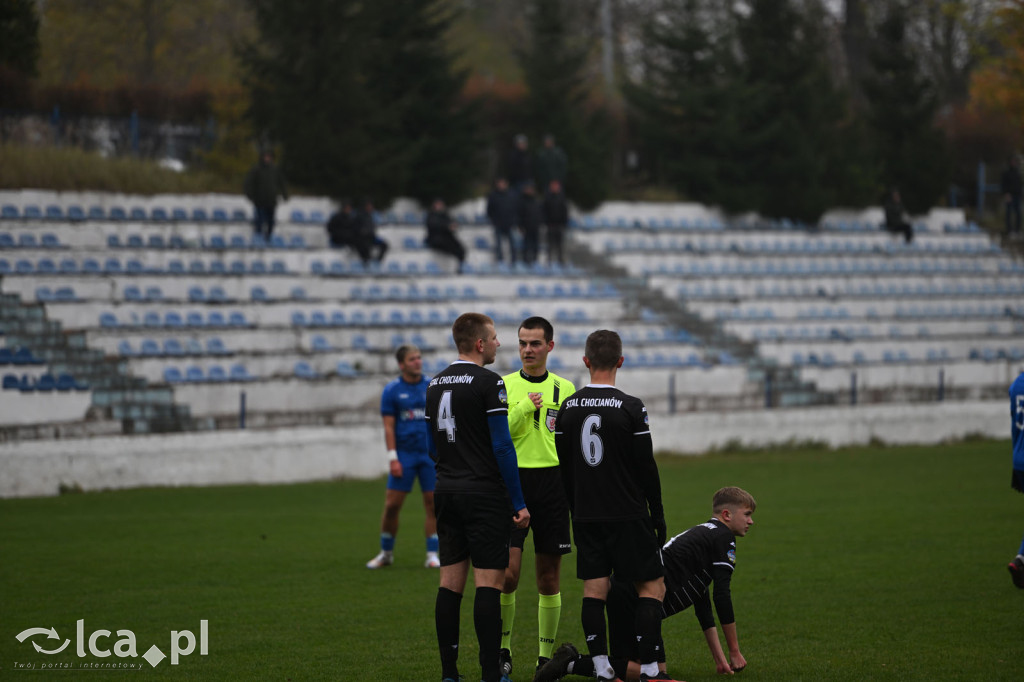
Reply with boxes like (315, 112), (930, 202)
(387, 451), (436, 493)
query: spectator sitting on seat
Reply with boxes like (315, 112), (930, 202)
(518, 182), (542, 265)
(424, 199), (466, 273)
(353, 197), (389, 265)
(326, 199), (357, 249)
(486, 177), (519, 265)
(882, 188), (913, 244)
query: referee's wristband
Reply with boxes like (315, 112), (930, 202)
(387, 449), (398, 462)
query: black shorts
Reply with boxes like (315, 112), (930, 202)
(435, 491), (512, 570)
(573, 518), (665, 583)
(1013, 468), (1024, 494)
(510, 467), (572, 555)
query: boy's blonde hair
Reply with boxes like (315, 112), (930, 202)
(712, 486), (757, 514)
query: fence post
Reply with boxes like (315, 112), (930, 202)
(850, 371), (857, 406)
(667, 374), (676, 415)
(764, 371), (773, 409)
(937, 368), (945, 402)
(239, 390), (247, 429)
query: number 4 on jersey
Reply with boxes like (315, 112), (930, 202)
(437, 390), (457, 442)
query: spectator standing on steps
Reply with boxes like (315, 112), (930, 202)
(542, 180), (570, 266)
(535, 134), (568, 195)
(487, 177), (519, 265)
(518, 182), (542, 266)
(243, 150), (288, 240)
(507, 134), (533, 193)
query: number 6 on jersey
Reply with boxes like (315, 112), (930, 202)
(581, 414), (604, 466)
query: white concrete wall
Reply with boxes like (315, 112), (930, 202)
(0, 400), (1008, 498)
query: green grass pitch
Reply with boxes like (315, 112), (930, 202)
(1, 439), (1021, 680)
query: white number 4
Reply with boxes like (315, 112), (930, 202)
(437, 390), (456, 442)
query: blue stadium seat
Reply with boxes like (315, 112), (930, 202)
(144, 286), (163, 301)
(206, 337), (229, 355)
(207, 365), (228, 382)
(184, 338), (203, 355)
(330, 311), (346, 326)
(141, 339), (162, 356)
(18, 233), (37, 248)
(228, 234), (247, 249)
(311, 335), (332, 352)
(164, 312), (184, 328)
(103, 258), (123, 274)
(35, 287), (54, 302)
(270, 260), (287, 274)
(36, 259), (56, 274)
(208, 260), (226, 275)
(288, 235), (306, 249)
(1, 205), (18, 219)
(229, 364), (254, 381)
(192, 208), (209, 222)
(251, 286), (270, 302)
(99, 312), (119, 328)
(168, 259), (185, 274)
(294, 361), (318, 379)
(107, 234), (122, 248)
(229, 261), (247, 275)
(129, 207), (147, 221)
(310, 260), (326, 275)
(185, 365), (206, 382)
(40, 233), (60, 248)
(163, 339), (185, 356)
(108, 206), (127, 221)
(208, 286), (228, 303)
(125, 259), (145, 274)
(290, 286), (307, 301)
(250, 261), (267, 274)
(45, 205), (64, 220)
(212, 209), (229, 222)
(143, 311), (162, 327)
(87, 206), (105, 220)
(336, 360), (360, 378)
(188, 260), (206, 274)
(151, 208), (169, 221)
(54, 287), (76, 302)
(0, 234), (13, 248)
(188, 286), (206, 303)
(35, 374), (56, 391)
(228, 311), (247, 327)
(290, 209), (307, 223)
(291, 311), (308, 327)
(163, 367), (184, 383)
(147, 235), (166, 249)
(207, 311), (226, 327)
(171, 208), (188, 221)
(231, 209), (248, 222)
(186, 311), (206, 327)
(117, 340), (135, 356)
(23, 205), (42, 219)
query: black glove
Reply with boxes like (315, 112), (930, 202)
(652, 515), (667, 547)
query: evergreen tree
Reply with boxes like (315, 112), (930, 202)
(518, 0), (612, 210)
(624, 0), (737, 204)
(730, 0), (861, 222)
(863, 3), (950, 213)
(239, 0), (481, 205)
(0, 0), (39, 77)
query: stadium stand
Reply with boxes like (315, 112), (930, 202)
(2, 190), (1022, 436)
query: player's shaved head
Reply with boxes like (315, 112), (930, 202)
(452, 312), (495, 354)
(584, 330), (622, 370)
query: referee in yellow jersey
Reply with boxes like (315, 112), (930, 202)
(499, 316), (576, 680)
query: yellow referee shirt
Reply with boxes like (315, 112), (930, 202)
(502, 369), (576, 468)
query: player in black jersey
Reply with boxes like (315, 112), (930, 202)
(553, 330), (669, 682)
(534, 487), (756, 681)
(426, 312), (531, 682)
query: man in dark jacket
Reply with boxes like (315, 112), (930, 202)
(352, 198), (388, 266)
(535, 134), (568, 195)
(326, 199), (356, 249)
(1002, 155), (1021, 238)
(243, 151), (288, 239)
(542, 180), (570, 266)
(507, 134), (533, 193)
(425, 199), (466, 273)
(882, 188), (913, 244)
(486, 178), (519, 265)
(518, 183), (542, 266)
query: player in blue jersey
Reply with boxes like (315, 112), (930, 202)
(1008, 371), (1024, 588)
(367, 345), (439, 569)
